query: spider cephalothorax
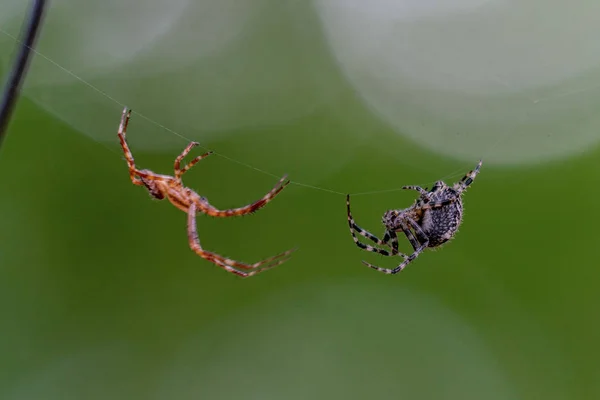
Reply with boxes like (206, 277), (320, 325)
(139, 171), (166, 200)
(347, 161), (482, 275)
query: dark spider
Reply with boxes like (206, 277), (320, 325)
(346, 161), (482, 274)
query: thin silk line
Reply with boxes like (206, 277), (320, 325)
(0, 27), (508, 197)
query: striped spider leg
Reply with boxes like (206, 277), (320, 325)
(346, 195), (405, 258)
(117, 107), (296, 277)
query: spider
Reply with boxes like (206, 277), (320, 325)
(117, 107), (296, 277)
(346, 161), (482, 274)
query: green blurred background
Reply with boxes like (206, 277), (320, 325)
(2, 1), (600, 399)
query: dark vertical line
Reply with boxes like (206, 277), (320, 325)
(0, 0), (48, 147)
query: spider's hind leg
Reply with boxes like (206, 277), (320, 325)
(187, 203), (295, 277)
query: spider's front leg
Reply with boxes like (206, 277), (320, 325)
(454, 160), (482, 194)
(116, 107), (145, 186)
(174, 141), (214, 181)
(187, 203), (296, 277)
(116, 107), (175, 189)
(346, 195), (404, 257)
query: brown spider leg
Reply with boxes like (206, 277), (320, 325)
(117, 107), (144, 186)
(454, 160), (482, 194)
(209, 251), (295, 278)
(178, 152), (213, 178)
(174, 141), (198, 175)
(346, 195), (403, 257)
(196, 175), (291, 218)
(116, 107), (194, 186)
(362, 218), (429, 275)
(174, 141), (214, 180)
(208, 258), (258, 278)
(187, 203), (296, 277)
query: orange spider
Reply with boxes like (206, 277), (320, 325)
(117, 107), (295, 277)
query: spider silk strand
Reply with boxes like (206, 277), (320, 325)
(0, 26), (528, 197)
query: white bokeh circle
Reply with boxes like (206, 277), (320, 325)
(7, 0), (192, 85)
(314, 0), (600, 165)
(1, 1), (341, 157)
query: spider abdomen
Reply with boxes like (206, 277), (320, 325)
(421, 200), (463, 247)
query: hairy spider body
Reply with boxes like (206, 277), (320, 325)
(347, 161), (482, 275)
(394, 181), (464, 247)
(117, 107), (295, 277)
